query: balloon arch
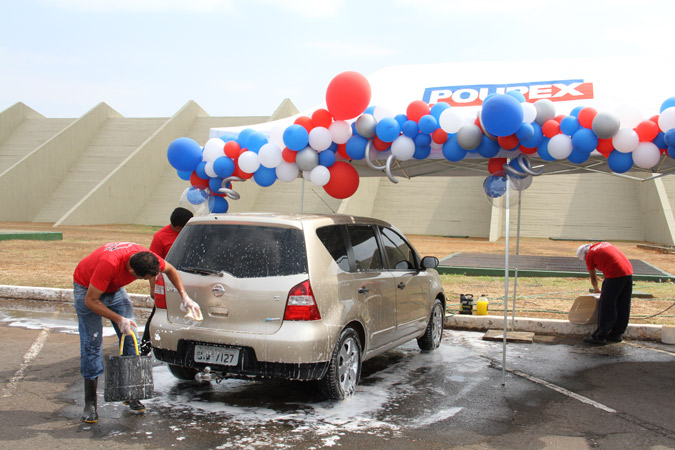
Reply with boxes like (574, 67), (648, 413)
(166, 71), (675, 214)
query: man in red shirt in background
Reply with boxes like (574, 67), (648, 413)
(74, 242), (201, 423)
(576, 242), (633, 345)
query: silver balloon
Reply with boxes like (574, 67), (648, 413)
(591, 111), (621, 139)
(295, 147), (319, 172)
(534, 99), (555, 125)
(456, 124), (483, 150)
(355, 114), (377, 139)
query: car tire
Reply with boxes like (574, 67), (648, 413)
(168, 364), (200, 381)
(319, 328), (362, 400)
(417, 298), (444, 351)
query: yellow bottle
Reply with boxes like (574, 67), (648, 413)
(477, 294), (489, 316)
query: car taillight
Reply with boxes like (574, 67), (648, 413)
(154, 273), (166, 309)
(283, 280), (321, 321)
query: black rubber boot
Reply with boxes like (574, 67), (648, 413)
(82, 378), (98, 423)
(124, 399), (146, 412)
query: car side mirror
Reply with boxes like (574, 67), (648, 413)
(421, 256), (439, 269)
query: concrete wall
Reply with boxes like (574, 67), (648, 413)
(0, 102), (44, 143)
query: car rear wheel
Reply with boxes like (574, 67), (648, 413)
(319, 328), (362, 400)
(418, 299), (444, 351)
(168, 364), (200, 381)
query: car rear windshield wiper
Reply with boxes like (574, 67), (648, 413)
(180, 266), (224, 277)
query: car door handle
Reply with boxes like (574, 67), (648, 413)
(358, 287), (369, 295)
(397, 282), (406, 290)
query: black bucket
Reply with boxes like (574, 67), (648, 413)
(459, 294), (474, 315)
(104, 333), (154, 402)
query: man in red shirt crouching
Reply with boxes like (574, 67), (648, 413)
(576, 242), (633, 345)
(73, 242), (201, 423)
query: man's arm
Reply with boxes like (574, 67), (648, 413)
(84, 285), (137, 334)
(588, 268), (600, 293)
(161, 261), (202, 320)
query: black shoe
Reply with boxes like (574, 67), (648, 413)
(606, 335), (623, 343)
(124, 400), (146, 412)
(583, 336), (607, 345)
(82, 378), (98, 423)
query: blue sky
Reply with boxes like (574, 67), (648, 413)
(1, 0), (673, 118)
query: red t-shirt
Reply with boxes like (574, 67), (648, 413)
(73, 242), (166, 293)
(585, 242), (633, 279)
(149, 225), (180, 259)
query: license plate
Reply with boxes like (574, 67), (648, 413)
(193, 344), (239, 366)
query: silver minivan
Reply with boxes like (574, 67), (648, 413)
(150, 213), (445, 399)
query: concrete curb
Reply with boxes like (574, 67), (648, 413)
(0, 284), (665, 341)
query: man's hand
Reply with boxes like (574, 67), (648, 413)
(118, 317), (138, 335)
(180, 296), (203, 321)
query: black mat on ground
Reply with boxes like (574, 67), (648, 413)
(439, 253), (672, 277)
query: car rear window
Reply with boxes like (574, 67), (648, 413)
(168, 224), (308, 278)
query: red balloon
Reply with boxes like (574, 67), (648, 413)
(432, 128), (448, 144)
(488, 158), (507, 174)
(498, 134), (519, 150)
(519, 145), (537, 155)
(372, 136), (391, 151)
(649, 114), (660, 124)
(323, 161), (359, 199)
(542, 119), (560, 138)
(554, 115), (566, 123)
(325, 71), (371, 120)
(635, 119), (659, 142)
(577, 107), (597, 129)
(224, 141), (241, 158)
(190, 171), (209, 188)
(232, 165), (253, 180)
(596, 138), (614, 157)
(294, 116), (314, 132)
(282, 147), (297, 163)
(311, 109), (333, 128)
(406, 100), (430, 122)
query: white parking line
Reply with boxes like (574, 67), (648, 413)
(1, 328), (51, 398)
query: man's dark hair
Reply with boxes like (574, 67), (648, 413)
(170, 207), (194, 228)
(129, 252), (161, 277)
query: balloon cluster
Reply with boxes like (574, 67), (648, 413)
(166, 70), (675, 213)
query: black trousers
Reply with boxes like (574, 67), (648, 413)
(594, 275), (632, 340)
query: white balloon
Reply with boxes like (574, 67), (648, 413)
(521, 102), (537, 124)
(258, 143), (282, 168)
(548, 134), (573, 159)
(658, 106), (675, 132)
(373, 105), (395, 121)
(310, 165), (330, 186)
(276, 161), (299, 182)
(302, 170), (312, 181)
(204, 160), (217, 178)
(614, 102), (643, 129)
(308, 127), (332, 151)
(632, 142), (661, 169)
(439, 108), (464, 134)
(329, 120), (352, 144)
(390, 136), (415, 161)
(270, 124), (286, 148)
(612, 128), (639, 153)
(203, 138), (225, 162)
(238, 151), (260, 174)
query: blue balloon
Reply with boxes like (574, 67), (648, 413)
(476, 135), (501, 158)
(208, 195), (229, 213)
(402, 120), (419, 138)
(195, 161), (208, 179)
(167, 137), (203, 172)
(327, 142), (338, 152)
(668, 146), (675, 159)
(209, 176), (223, 193)
(560, 116), (580, 136)
(660, 97), (675, 113)
(664, 129), (675, 147)
(572, 128), (598, 153)
(414, 133), (432, 148)
(505, 90), (526, 103)
(430, 102), (450, 120)
(177, 170), (191, 181)
(480, 94), (524, 137)
(418, 114), (439, 134)
(375, 118), (401, 142)
(537, 138), (556, 161)
(219, 134), (236, 143)
(442, 135), (467, 162)
(364, 105), (376, 115)
(508, 159), (526, 178)
(654, 131), (666, 149)
(569, 106), (584, 117)
(516, 122), (535, 141)
(345, 135), (368, 160)
(413, 145), (431, 160)
(520, 122), (543, 148)
(283, 124), (309, 151)
(213, 156), (235, 178)
(483, 174), (507, 198)
(394, 114), (408, 127)
(186, 187), (208, 205)
(246, 132), (268, 153)
(318, 149), (336, 167)
(607, 150), (633, 173)
(253, 166), (277, 187)
(236, 129), (255, 147)
(568, 149), (590, 164)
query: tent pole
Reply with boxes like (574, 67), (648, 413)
(300, 178), (305, 213)
(502, 180), (510, 386)
(512, 192), (522, 328)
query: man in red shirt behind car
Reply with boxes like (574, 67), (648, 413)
(149, 207), (193, 259)
(576, 242), (633, 345)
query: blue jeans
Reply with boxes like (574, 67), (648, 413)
(74, 283), (137, 380)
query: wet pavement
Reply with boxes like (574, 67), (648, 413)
(0, 301), (674, 449)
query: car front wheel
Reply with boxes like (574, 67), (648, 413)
(319, 328), (362, 400)
(417, 299), (444, 351)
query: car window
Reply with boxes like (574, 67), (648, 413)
(346, 225), (383, 271)
(316, 225), (350, 272)
(168, 224), (307, 278)
(379, 226), (417, 270)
